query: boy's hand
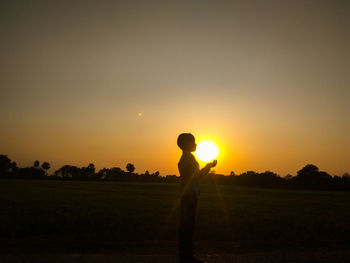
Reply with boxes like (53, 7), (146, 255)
(206, 160), (217, 169)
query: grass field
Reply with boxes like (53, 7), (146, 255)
(1, 179), (350, 254)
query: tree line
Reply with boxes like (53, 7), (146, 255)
(0, 154), (349, 191)
(0, 154), (177, 183)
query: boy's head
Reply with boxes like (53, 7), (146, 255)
(177, 133), (197, 152)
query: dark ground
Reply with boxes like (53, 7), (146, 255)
(1, 180), (350, 262)
(2, 247), (350, 263)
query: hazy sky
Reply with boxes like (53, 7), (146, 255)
(1, 0), (349, 176)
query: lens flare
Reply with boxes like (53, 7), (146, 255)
(195, 141), (219, 162)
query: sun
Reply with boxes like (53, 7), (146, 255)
(195, 140), (219, 162)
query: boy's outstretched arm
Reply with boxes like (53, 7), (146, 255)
(198, 160), (217, 178)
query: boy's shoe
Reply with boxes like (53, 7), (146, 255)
(179, 255), (207, 263)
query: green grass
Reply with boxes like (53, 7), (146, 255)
(1, 180), (350, 252)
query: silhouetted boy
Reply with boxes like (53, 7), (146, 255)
(177, 133), (217, 263)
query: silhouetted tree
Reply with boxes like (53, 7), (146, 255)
(0, 155), (12, 177)
(41, 162), (50, 175)
(126, 163), (135, 174)
(104, 167), (126, 180)
(295, 164), (319, 187)
(34, 160), (40, 168)
(294, 164), (333, 189)
(79, 163), (96, 178)
(87, 163), (95, 174)
(96, 168), (108, 180)
(54, 165), (81, 179)
(11, 161), (17, 172)
(340, 173), (350, 189)
(243, 171), (259, 177)
(285, 174), (293, 180)
(298, 164), (318, 175)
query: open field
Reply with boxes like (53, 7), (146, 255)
(1, 180), (350, 261)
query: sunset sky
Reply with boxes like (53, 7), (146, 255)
(1, 0), (349, 176)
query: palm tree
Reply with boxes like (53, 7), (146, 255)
(34, 160), (40, 168)
(87, 163), (95, 174)
(126, 163), (135, 174)
(41, 162), (50, 175)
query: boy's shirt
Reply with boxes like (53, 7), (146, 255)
(178, 152), (200, 197)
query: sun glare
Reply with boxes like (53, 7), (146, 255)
(195, 140), (219, 162)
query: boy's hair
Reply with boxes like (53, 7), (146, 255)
(177, 133), (195, 150)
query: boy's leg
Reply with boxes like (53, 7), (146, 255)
(179, 195), (197, 259)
